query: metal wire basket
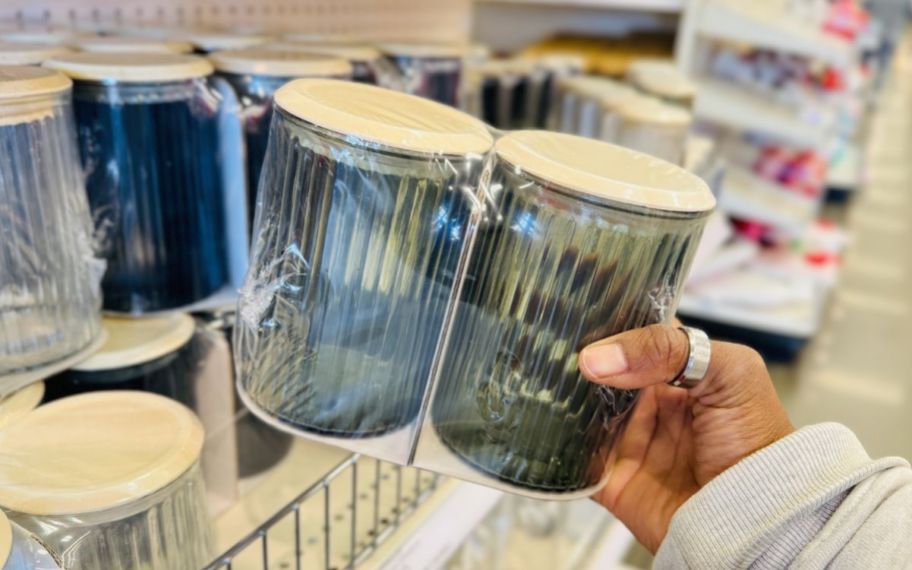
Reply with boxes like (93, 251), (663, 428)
(204, 454), (439, 570)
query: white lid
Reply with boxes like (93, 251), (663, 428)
(73, 314), (195, 371)
(628, 59), (697, 101)
(211, 48), (352, 78)
(616, 96), (692, 127)
(1, 29), (94, 46)
(0, 65), (71, 101)
(275, 79), (493, 155)
(263, 41), (381, 63)
(377, 42), (466, 59)
(0, 510), (9, 567)
(0, 42), (72, 65)
(0, 382), (44, 431)
(0, 391), (204, 515)
(44, 52), (213, 82)
(494, 131), (714, 213)
(187, 31), (270, 52)
(72, 36), (194, 55)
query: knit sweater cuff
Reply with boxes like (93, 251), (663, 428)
(655, 423), (883, 568)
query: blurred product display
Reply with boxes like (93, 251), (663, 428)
(0, 0), (897, 567)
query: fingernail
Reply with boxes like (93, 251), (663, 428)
(581, 343), (629, 378)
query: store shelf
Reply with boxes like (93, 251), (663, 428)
(476, 0), (681, 12)
(678, 284), (826, 339)
(718, 166), (820, 233)
(364, 481), (503, 570)
(693, 1), (854, 67)
(694, 79), (830, 148)
(828, 142), (864, 191)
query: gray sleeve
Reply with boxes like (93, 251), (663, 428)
(654, 423), (912, 569)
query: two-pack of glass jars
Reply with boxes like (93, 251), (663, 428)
(235, 79), (714, 498)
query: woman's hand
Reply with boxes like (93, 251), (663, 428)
(579, 324), (794, 553)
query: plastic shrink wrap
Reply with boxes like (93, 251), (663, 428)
(235, 79), (714, 498)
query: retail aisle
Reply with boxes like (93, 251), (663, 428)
(769, 39), (912, 462)
(625, 35), (912, 570)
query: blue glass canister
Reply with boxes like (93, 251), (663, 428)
(210, 48), (352, 227)
(378, 42), (465, 107)
(44, 53), (233, 313)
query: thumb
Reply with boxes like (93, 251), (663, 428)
(579, 324), (689, 389)
(579, 324), (770, 401)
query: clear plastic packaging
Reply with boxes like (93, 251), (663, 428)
(378, 43), (465, 107)
(615, 97), (693, 165)
(0, 66), (103, 383)
(0, 43), (71, 66)
(415, 131), (713, 497)
(236, 79), (493, 463)
(210, 49), (353, 227)
(1, 510), (62, 570)
(0, 392), (212, 569)
(44, 53), (242, 313)
(236, 79), (714, 497)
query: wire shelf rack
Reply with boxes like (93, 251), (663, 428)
(204, 454), (440, 570)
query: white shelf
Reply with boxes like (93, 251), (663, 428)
(694, 79), (830, 147)
(365, 481), (504, 570)
(678, 286), (826, 338)
(827, 142), (864, 191)
(477, 0), (682, 12)
(694, 1), (854, 67)
(718, 166), (820, 233)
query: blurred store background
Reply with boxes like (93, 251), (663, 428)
(0, 0), (908, 569)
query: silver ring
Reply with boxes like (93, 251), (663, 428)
(668, 327), (711, 389)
